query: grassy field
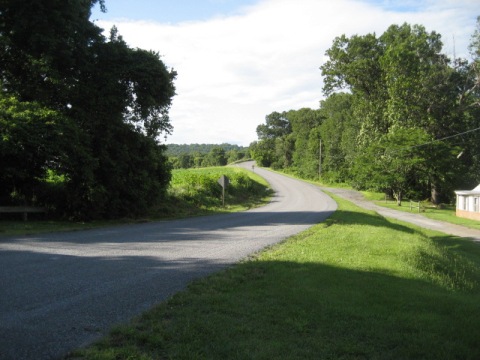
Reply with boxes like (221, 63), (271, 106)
(159, 166), (272, 217)
(361, 191), (480, 231)
(71, 194), (480, 360)
(0, 166), (271, 237)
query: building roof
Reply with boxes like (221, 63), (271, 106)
(455, 184), (480, 196)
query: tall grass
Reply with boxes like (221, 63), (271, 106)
(72, 194), (480, 360)
(159, 166), (271, 216)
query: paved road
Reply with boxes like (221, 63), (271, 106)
(323, 187), (480, 242)
(0, 161), (337, 359)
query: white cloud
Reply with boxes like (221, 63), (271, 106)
(97, 0), (478, 146)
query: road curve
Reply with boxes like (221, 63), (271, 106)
(0, 161), (336, 359)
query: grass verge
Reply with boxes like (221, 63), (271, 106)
(274, 168), (480, 230)
(0, 166), (271, 237)
(70, 194), (480, 360)
(361, 191), (480, 231)
(0, 219), (126, 238)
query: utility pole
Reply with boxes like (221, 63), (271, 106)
(319, 138), (322, 179)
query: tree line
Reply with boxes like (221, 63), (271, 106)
(251, 21), (480, 205)
(166, 143), (248, 156)
(0, 1), (176, 219)
(167, 144), (250, 169)
(2, 2), (479, 220)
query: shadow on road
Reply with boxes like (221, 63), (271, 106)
(1, 210), (335, 245)
(0, 248), (229, 360)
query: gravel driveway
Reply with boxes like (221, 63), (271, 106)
(322, 187), (480, 242)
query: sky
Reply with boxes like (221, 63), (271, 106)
(90, 0), (479, 146)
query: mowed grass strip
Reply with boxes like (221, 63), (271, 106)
(361, 190), (480, 231)
(71, 195), (480, 360)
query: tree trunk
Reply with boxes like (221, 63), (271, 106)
(393, 190), (402, 206)
(431, 184), (440, 205)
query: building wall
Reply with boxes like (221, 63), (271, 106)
(456, 209), (480, 221)
(457, 195), (465, 210)
(456, 194), (480, 221)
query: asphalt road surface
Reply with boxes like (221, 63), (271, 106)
(0, 161), (337, 359)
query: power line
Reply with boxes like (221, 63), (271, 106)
(396, 126), (480, 151)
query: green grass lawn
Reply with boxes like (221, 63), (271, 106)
(70, 194), (480, 360)
(361, 191), (480, 231)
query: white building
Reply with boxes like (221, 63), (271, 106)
(455, 184), (480, 221)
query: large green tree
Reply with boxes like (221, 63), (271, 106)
(320, 23), (475, 202)
(0, 0), (176, 219)
(461, 16), (480, 186)
(249, 139), (276, 167)
(250, 21), (479, 204)
(253, 111), (292, 168)
(318, 93), (356, 182)
(203, 147), (227, 167)
(0, 94), (79, 206)
(352, 128), (432, 205)
(288, 108), (323, 179)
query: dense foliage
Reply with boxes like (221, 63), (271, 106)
(251, 21), (480, 205)
(0, 1), (176, 219)
(167, 144), (250, 169)
(166, 143), (248, 156)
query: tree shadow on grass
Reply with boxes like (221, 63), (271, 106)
(323, 209), (419, 235)
(3, 229), (480, 360)
(3, 201), (480, 359)
(409, 234), (480, 292)
(78, 258), (480, 360)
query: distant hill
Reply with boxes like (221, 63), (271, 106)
(166, 143), (248, 156)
